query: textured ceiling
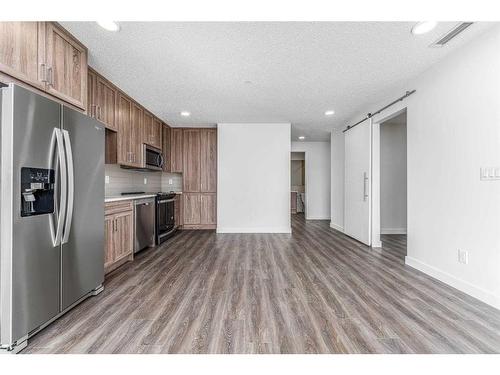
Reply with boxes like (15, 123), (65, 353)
(61, 22), (494, 141)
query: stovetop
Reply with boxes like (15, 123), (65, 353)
(156, 192), (177, 199)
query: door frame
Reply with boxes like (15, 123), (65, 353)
(371, 105), (408, 248)
(290, 150), (308, 219)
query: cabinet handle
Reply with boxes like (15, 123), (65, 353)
(47, 67), (53, 86)
(40, 63), (47, 83)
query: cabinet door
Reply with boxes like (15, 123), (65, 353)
(113, 211), (134, 262)
(152, 118), (162, 149)
(96, 76), (117, 130)
(200, 193), (216, 225)
(117, 94), (133, 166)
(174, 194), (183, 228)
(87, 69), (97, 117)
(170, 128), (183, 173)
(183, 193), (201, 225)
(104, 215), (115, 270)
(142, 111), (154, 146)
(162, 124), (171, 172)
(45, 22), (87, 109)
(183, 129), (201, 192)
(200, 128), (217, 193)
(0, 22), (45, 89)
(131, 103), (143, 167)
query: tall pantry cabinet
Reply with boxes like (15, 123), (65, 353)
(182, 128), (217, 229)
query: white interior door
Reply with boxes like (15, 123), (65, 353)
(344, 119), (372, 245)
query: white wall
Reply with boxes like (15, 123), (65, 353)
(330, 130), (345, 231)
(333, 25), (500, 309)
(291, 141), (331, 220)
(380, 119), (407, 233)
(217, 123), (291, 233)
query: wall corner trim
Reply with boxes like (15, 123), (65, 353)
(405, 256), (500, 310)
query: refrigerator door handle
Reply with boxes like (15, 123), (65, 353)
(49, 128), (67, 247)
(62, 129), (74, 244)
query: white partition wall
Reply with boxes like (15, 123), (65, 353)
(331, 25), (500, 309)
(217, 123), (291, 233)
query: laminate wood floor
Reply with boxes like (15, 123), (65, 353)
(23, 214), (500, 354)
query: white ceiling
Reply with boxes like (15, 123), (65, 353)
(62, 22), (494, 141)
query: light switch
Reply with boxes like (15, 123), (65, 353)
(168, 178), (173, 185)
(144, 177), (147, 184)
(105, 175), (110, 184)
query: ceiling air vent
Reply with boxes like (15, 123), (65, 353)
(430, 22), (474, 47)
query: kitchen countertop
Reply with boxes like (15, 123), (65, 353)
(105, 192), (182, 203)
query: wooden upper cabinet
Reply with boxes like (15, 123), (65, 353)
(142, 111), (153, 146)
(152, 118), (162, 149)
(0, 22), (45, 90)
(170, 128), (184, 173)
(200, 129), (217, 193)
(183, 129), (201, 192)
(143, 112), (162, 149)
(87, 69), (97, 116)
(117, 94), (133, 166)
(96, 76), (117, 130)
(162, 124), (171, 172)
(131, 103), (143, 167)
(44, 23), (87, 110)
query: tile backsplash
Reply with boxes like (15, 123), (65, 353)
(105, 164), (183, 196)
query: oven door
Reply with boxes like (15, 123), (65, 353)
(157, 198), (175, 240)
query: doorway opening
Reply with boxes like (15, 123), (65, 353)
(379, 110), (407, 257)
(291, 152), (306, 218)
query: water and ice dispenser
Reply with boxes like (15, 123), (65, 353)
(20, 167), (55, 217)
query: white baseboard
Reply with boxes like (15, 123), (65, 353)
(216, 227), (291, 234)
(371, 240), (382, 248)
(381, 228), (407, 234)
(405, 256), (500, 310)
(306, 216), (330, 220)
(329, 222), (344, 232)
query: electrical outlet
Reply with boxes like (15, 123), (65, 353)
(458, 249), (469, 264)
(105, 175), (110, 184)
(144, 177), (147, 185)
(168, 178), (173, 185)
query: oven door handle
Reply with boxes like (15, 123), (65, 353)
(158, 199), (175, 204)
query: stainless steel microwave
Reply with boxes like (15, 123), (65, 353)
(144, 145), (164, 170)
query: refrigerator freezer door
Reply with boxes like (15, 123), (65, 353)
(1, 85), (61, 345)
(61, 107), (105, 310)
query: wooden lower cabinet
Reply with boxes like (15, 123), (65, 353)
(200, 193), (216, 225)
(183, 193), (201, 225)
(104, 201), (134, 274)
(174, 194), (183, 228)
(182, 192), (216, 229)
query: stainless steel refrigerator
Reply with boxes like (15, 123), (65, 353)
(0, 84), (105, 353)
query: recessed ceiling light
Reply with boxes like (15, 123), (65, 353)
(180, 111), (191, 117)
(411, 21), (438, 35)
(298, 136), (305, 140)
(96, 21), (120, 32)
(325, 110), (335, 116)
